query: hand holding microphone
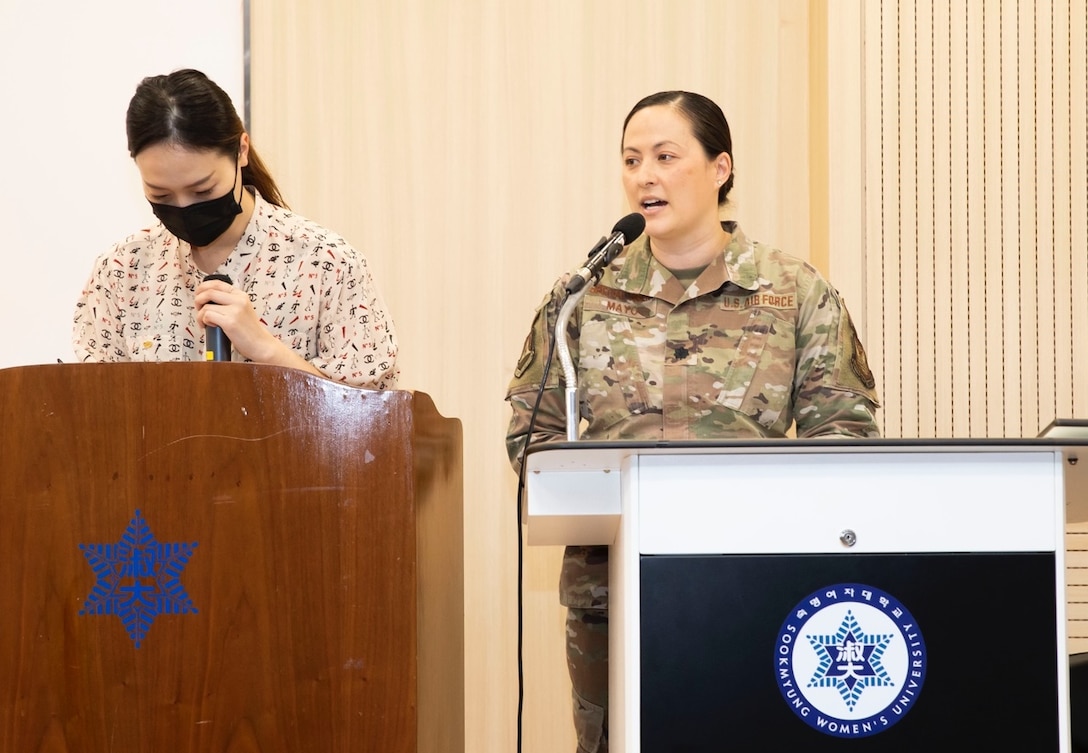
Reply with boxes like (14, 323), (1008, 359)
(197, 275), (283, 366)
(201, 273), (233, 362)
(564, 213), (646, 294)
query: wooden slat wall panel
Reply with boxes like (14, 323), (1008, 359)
(865, 0), (1088, 649)
(1069, 525), (1088, 652)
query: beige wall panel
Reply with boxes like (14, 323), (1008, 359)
(251, 1), (820, 749)
(864, 0), (1088, 440)
(1075, 1), (1088, 421)
(824, 1), (867, 326)
(1070, 523), (1088, 649)
(857, 0), (1088, 654)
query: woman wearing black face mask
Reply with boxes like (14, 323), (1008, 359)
(72, 69), (399, 390)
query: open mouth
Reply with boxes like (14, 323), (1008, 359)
(642, 199), (667, 209)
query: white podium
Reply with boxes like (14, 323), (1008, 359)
(524, 439), (1088, 752)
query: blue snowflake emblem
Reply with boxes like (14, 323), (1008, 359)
(806, 609), (895, 709)
(79, 510), (198, 648)
(775, 584), (927, 738)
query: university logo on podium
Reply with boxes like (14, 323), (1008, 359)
(774, 583), (927, 738)
(79, 510), (199, 648)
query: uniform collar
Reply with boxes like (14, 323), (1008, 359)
(606, 221), (760, 303)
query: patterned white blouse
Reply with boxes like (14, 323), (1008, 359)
(72, 190), (399, 389)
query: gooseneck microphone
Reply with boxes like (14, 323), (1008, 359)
(564, 212), (646, 294)
(555, 213), (646, 438)
(203, 273), (233, 362)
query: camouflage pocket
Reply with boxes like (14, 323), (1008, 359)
(571, 688), (606, 753)
(578, 316), (655, 433)
(716, 309), (796, 426)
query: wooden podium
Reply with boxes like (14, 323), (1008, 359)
(0, 363), (463, 753)
(525, 439), (1088, 752)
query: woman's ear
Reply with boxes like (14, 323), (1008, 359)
(715, 152), (732, 185)
(238, 132), (251, 168)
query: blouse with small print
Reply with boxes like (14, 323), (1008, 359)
(72, 189), (399, 389)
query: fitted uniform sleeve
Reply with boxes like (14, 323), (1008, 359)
(791, 266), (882, 438)
(312, 246), (399, 389)
(505, 280), (573, 472)
(72, 249), (125, 363)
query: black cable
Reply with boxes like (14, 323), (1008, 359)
(514, 287), (566, 753)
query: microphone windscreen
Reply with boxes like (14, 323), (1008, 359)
(205, 273), (233, 285)
(612, 212), (646, 241)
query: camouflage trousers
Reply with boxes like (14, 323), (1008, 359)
(566, 607), (609, 753)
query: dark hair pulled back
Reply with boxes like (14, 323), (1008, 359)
(126, 69), (287, 208)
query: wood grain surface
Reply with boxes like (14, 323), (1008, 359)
(0, 363), (463, 753)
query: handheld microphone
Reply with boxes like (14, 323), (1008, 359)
(203, 273), (233, 362)
(565, 213), (646, 294)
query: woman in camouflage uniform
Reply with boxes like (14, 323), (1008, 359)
(506, 91), (881, 753)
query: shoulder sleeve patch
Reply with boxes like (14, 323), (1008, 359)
(514, 325), (538, 379)
(850, 326), (876, 390)
(508, 283), (566, 397)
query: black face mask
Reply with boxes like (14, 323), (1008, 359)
(149, 166), (242, 247)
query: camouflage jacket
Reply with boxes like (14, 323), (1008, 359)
(505, 222), (881, 608)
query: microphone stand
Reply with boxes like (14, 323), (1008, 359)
(555, 285), (590, 441)
(553, 218), (639, 440)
